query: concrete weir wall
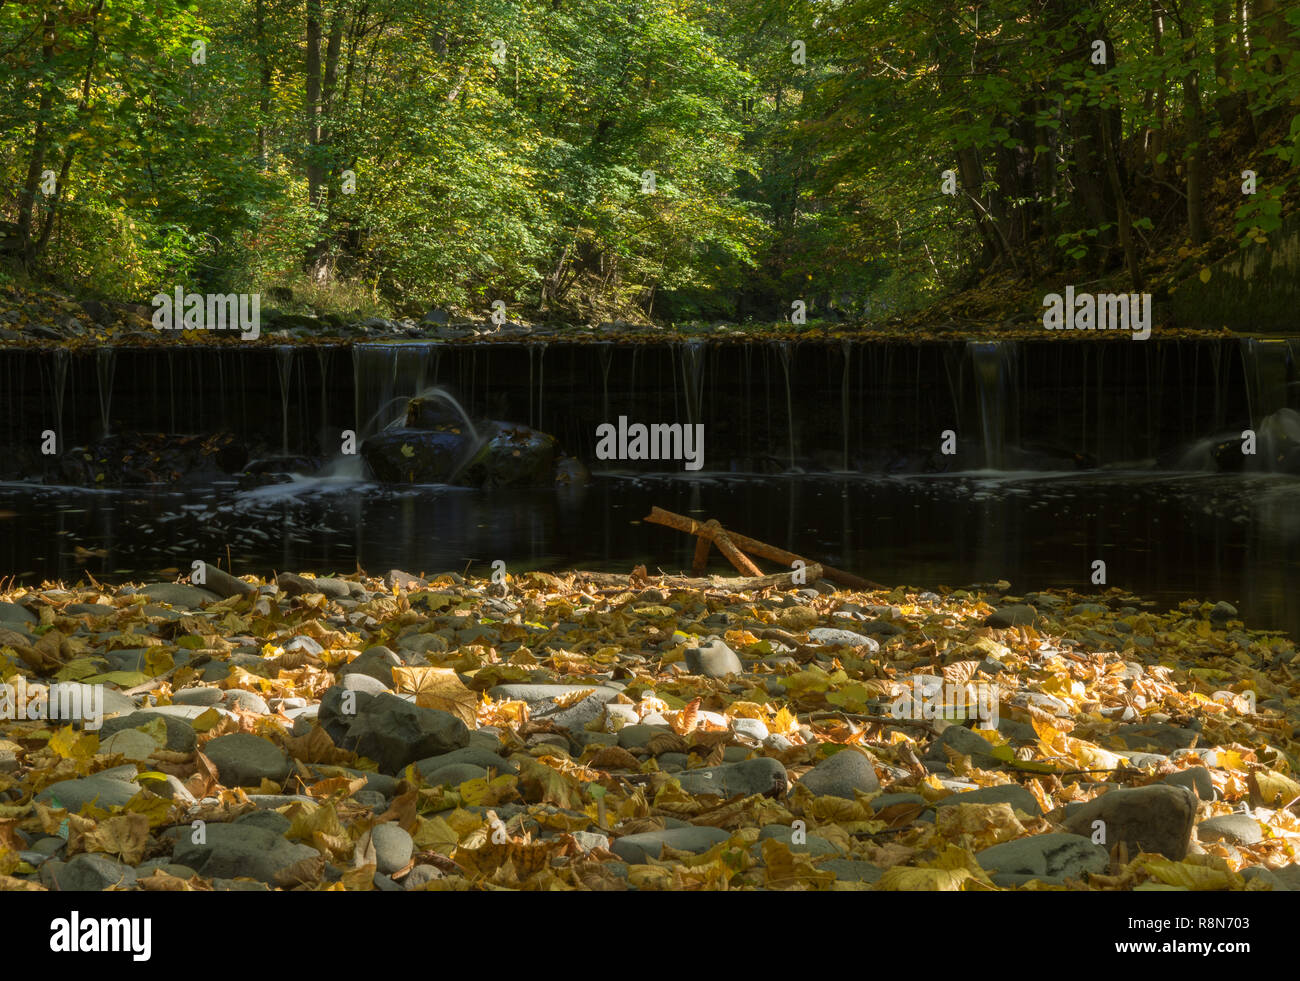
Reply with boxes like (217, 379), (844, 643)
(0, 337), (1275, 476)
(1170, 213), (1300, 332)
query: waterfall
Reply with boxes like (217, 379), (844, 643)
(353, 342), (444, 439)
(276, 346), (294, 455)
(95, 347), (115, 438)
(968, 341), (1017, 469)
(52, 349), (68, 452)
(679, 339), (705, 429)
(1240, 338), (1294, 430)
(840, 339), (851, 471)
(775, 341), (796, 470)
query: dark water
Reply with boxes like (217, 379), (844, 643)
(1, 470), (1297, 639)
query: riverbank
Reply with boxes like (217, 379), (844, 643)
(0, 567), (1294, 891)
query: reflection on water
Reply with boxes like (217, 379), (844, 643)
(1, 470), (1298, 638)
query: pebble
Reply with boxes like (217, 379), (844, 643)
(798, 748), (880, 799)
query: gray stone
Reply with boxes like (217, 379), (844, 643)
(404, 865), (443, 890)
(1105, 723), (1200, 754)
(976, 833), (1109, 883)
(367, 823), (414, 874)
(929, 725), (1002, 766)
(223, 690), (270, 714)
(285, 635), (325, 657)
(1198, 813), (1263, 846)
(569, 831), (610, 853)
(420, 762), (488, 786)
(169, 814), (319, 883)
(808, 627), (879, 651)
(617, 724), (674, 750)
(40, 853), (138, 891)
(545, 689), (623, 730)
(339, 646), (403, 687)
(0, 601), (38, 627)
(137, 583), (220, 608)
(340, 672), (390, 696)
(1163, 766), (1216, 801)
(1061, 784), (1197, 861)
(36, 774), (139, 812)
(611, 827), (731, 862)
(684, 637), (743, 677)
(99, 729), (158, 760)
(198, 563), (257, 598)
(336, 693), (469, 774)
(277, 572), (352, 598)
(798, 748), (880, 799)
(674, 757), (788, 798)
(171, 687), (223, 707)
(1210, 601), (1238, 621)
(757, 824), (841, 855)
(415, 746), (516, 776)
(935, 784), (1042, 817)
(985, 605), (1039, 628)
(1240, 866), (1290, 890)
(202, 733), (291, 788)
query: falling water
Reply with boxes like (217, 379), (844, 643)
(968, 341), (1017, 469)
(276, 346), (294, 456)
(51, 349), (68, 451)
(95, 347), (115, 437)
(775, 341), (796, 470)
(1240, 338), (1294, 429)
(680, 339), (705, 428)
(840, 339), (851, 471)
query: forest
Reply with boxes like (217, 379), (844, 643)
(4, 0), (1299, 327)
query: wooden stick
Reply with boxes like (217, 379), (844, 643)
(690, 533), (712, 576)
(577, 565), (822, 594)
(644, 507), (884, 591)
(705, 519), (762, 576)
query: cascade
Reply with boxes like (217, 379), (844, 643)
(95, 347), (115, 437)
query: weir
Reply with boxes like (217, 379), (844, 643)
(0, 337), (1288, 478)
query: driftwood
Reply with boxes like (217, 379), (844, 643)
(574, 564), (823, 595)
(643, 506), (884, 591)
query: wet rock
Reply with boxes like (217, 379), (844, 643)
(797, 748), (880, 799)
(1061, 785), (1197, 860)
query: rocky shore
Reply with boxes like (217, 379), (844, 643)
(0, 567), (1294, 891)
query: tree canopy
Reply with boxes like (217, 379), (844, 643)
(3, 0), (1299, 324)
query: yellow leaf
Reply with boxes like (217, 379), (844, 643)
(392, 666), (478, 728)
(48, 725), (98, 761)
